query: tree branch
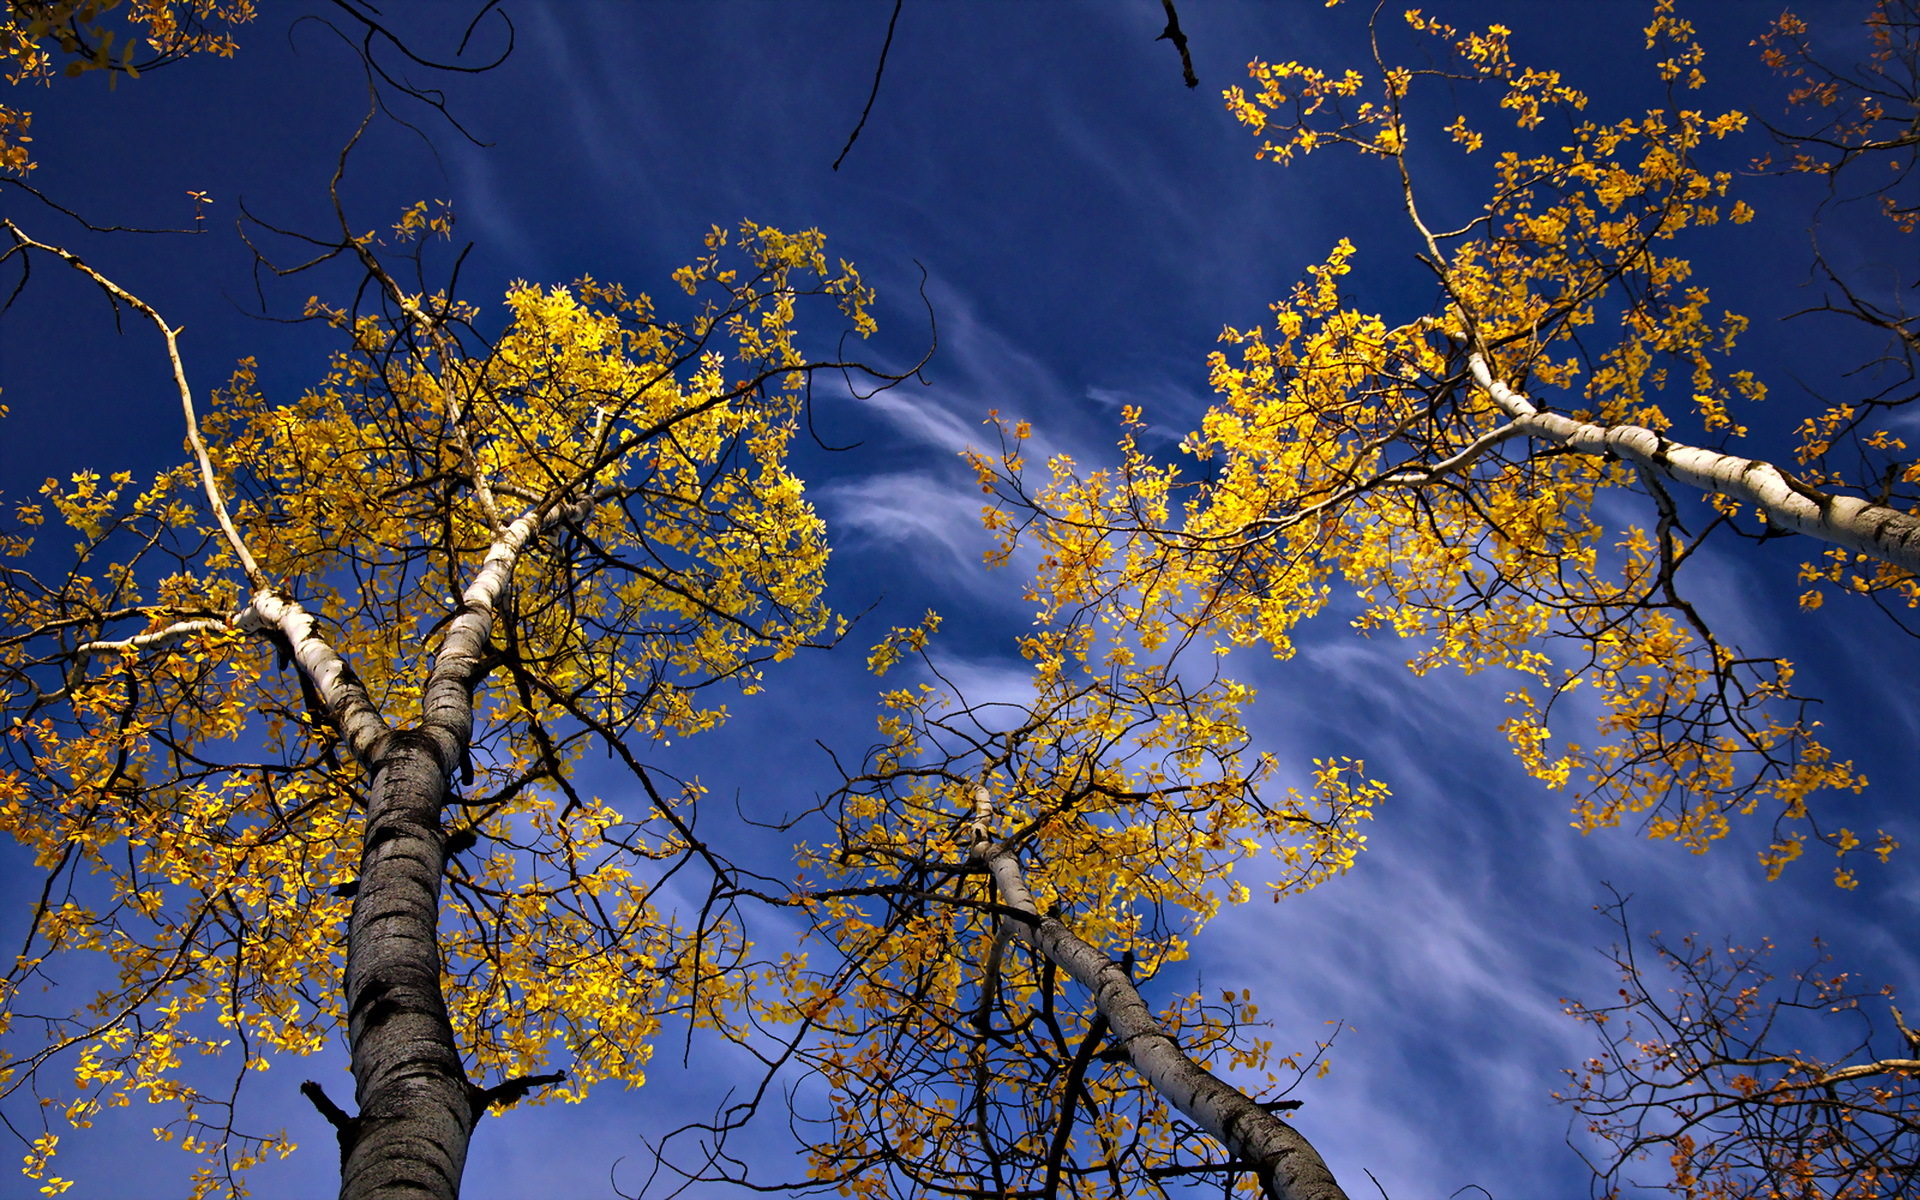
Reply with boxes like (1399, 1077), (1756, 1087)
(968, 786), (1347, 1200)
(468, 1070), (568, 1119)
(76, 617), (234, 662)
(4, 221), (267, 590)
(1041, 1010), (1110, 1197)
(1470, 352), (1920, 574)
(1157, 0), (1199, 89)
(301, 1080), (361, 1169)
(833, 0), (904, 170)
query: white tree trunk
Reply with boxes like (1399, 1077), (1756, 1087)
(970, 792), (1348, 1200)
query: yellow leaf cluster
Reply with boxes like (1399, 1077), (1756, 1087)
(766, 608), (1377, 1192)
(2, 1), (255, 174)
(0, 220), (873, 1190)
(982, 7), (1879, 882)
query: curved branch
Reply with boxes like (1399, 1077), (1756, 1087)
(4, 221), (267, 590)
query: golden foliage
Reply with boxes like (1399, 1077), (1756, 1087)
(978, 4), (1887, 880)
(747, 614), (1376, 1195)
(2, 0), (255, 174)
(0, 219), (873, 1192)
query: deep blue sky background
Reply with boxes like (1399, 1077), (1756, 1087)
(2, 2), (1915, 1197)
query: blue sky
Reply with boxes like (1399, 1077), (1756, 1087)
(3, 2), (1915, 1197)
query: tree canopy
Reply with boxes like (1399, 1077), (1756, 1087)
(977, 1), (1920, 1194)
(0, 3), (1915, 1199)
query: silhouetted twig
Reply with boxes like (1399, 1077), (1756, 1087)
(833, 0), (905, 170)
(1157, 0), (1198, 89)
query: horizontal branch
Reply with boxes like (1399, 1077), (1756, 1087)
(468, 1070), (567, 1118)
(1470, 353), (1920, 574)
(76, 617), (233, 662)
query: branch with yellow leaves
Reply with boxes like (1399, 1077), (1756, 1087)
(975, 4), (1898, 882)
(1, 222), (394, 766)
(969, 785), (1347, 1200)
(641, 614), (1369, 1199)
(1467, 353), (1920, 576)
(3, 220), (266, 589)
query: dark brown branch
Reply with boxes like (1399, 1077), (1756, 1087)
(833, 0), (905, 170)
(1041, 1012), (1110, 1197)
(468, 1070), (569, 1119)
(1157, 0), (1198, 89)
(300, 1080), (361, 1169)
(1147, 1160), (1262, 1179)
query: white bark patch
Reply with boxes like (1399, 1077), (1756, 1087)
(240, 591), (391, 764)
(971, 789), (1349, 1200)
(1470, 354), (1920, 573)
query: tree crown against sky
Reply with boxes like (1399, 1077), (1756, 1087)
(972, 2), (1920, 1194)
(664, 608), (1380, 1198)
(1, 154), (891, 1193)
(0, 2), (1916, 1199)
(982, 0), (1914, 883)
(0, 11), (1368, 1190)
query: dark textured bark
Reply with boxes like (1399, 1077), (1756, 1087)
(333, 514), (536, 1199)
(252, 589), (476, 1198)
(339, 732), (470, 1200)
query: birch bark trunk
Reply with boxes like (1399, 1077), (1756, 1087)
(239, 583), (481, 1200)
(969, 789), (1349, 1200)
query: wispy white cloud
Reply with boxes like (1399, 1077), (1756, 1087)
(448, 150), (543, 278)
(841, 384), (981, 454)
(887, 277), (1084, 452)
(918, 651), (1036, 715)
(820, 471), (997, 585)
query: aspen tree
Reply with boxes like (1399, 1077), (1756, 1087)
(0, 207), (883, 1198)
(977, 1), (1905, 883)
(975, 3), (1918, 1194)
(657, 612), (1377, 1200)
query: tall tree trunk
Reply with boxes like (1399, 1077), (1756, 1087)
(970, 789), (1349, 1200)
(340, 732), (471, 1200)
(317, 513), (540, 1199)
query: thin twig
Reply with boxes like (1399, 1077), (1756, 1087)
(833, 0), (905, 170)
